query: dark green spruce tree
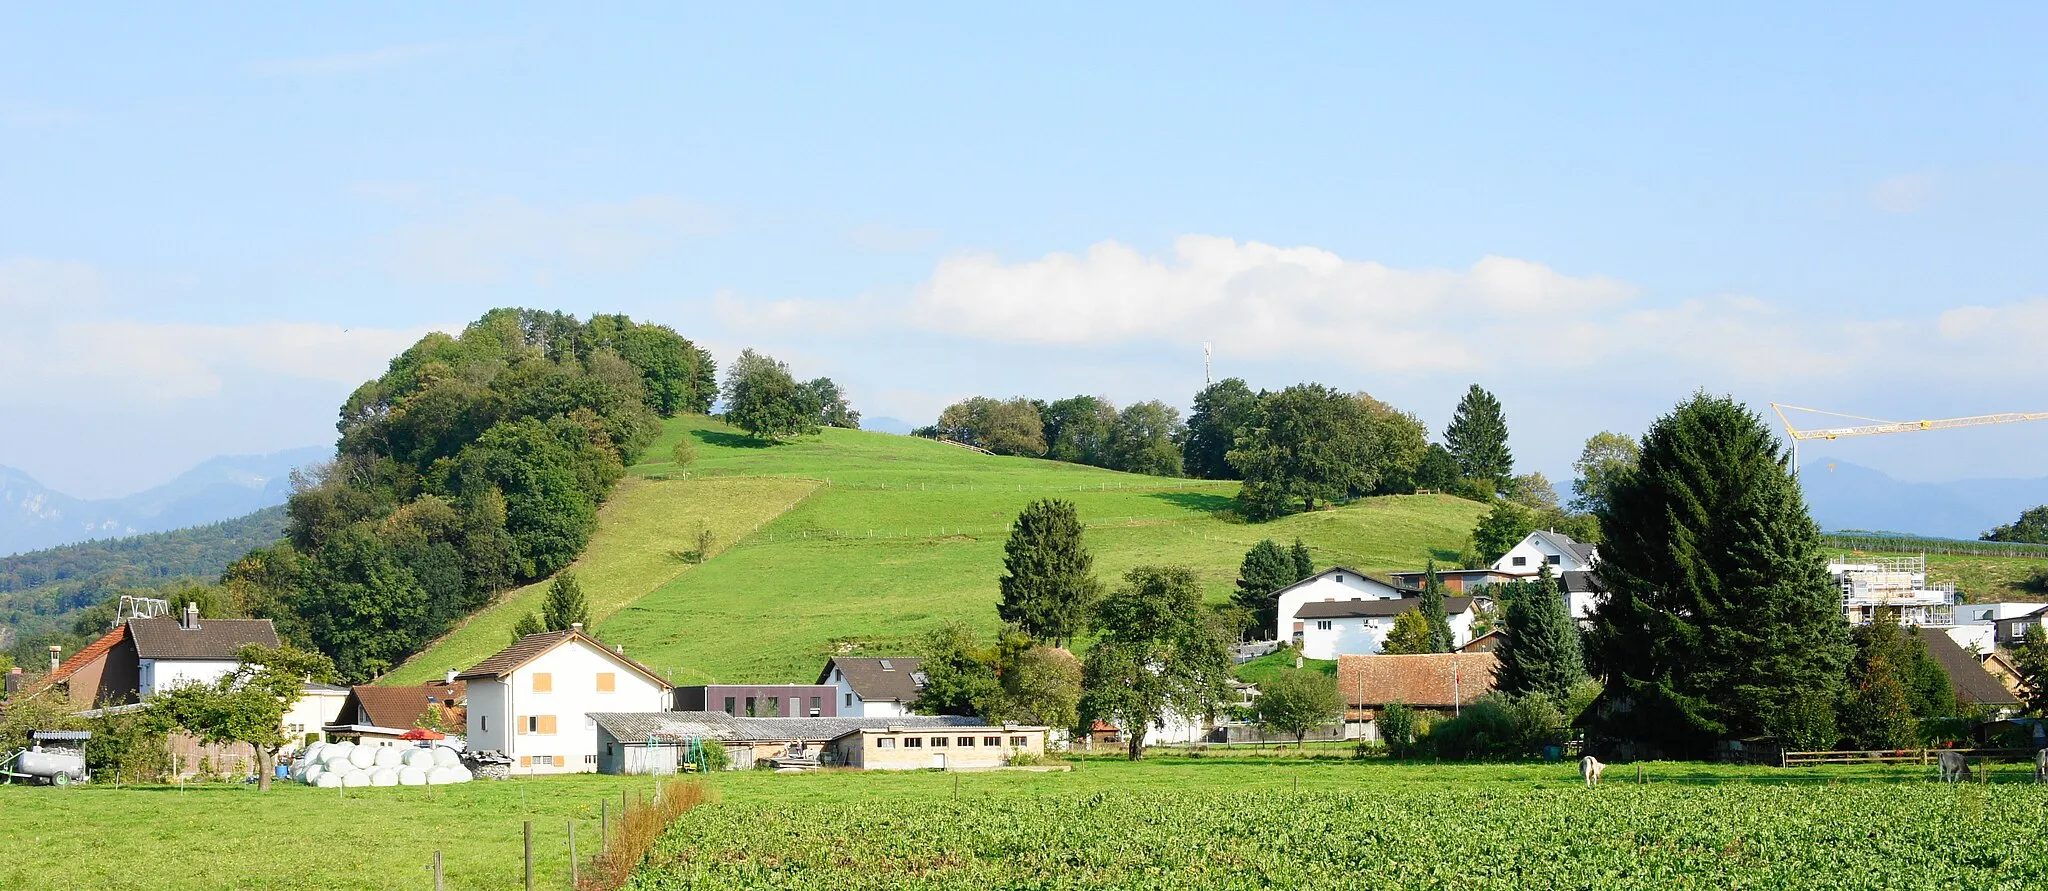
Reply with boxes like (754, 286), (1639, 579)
(1234, 540), (1296, 635)
(1586, 393), (1852, 756)
(1444, 384), (1513, 487)
(1493, 566), (1586, 701)
(1289, 538), (1316, 582)
(997, 499), (1102, 647)
(1418, 561), (1454, 653)
(540, 571), (591, 631)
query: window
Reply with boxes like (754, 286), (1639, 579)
(532, 673), (553, 693)
(596, 672), (616, 693)
(930, 736), (948, 747)
(844, 692), (853, 707)
(809, 696), (822, 717)
(481, 716), (489, 732)
(957, 737), (975, 747)
(553, 755), (565, 767)
(1512, 556), (1527, 567)
(1315, 620), (1332, 631)
(585, 755), (597, 764)
(1010, 736), (1027, 747)
(984, 736), (1001, 747)
(606, 744), (614, 756)
(1546, 554), (1561, 565)
(745, 696), (758, 716)
(905, 737), (924, 748)
(877, 737), (896, 749)
(1336, 575), (1344, 583)
(723, 696), (737, 715)
(766, 696), (780, 716)
(526, 715), (556, 735)
(880, 660), (895, 671)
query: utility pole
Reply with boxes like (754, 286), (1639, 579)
(1202, 342), (1212, 386)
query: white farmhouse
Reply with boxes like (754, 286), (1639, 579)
(1295, 596), (1478, 660)
(1272, 568), (1408, 644)
(129, 604), (281, 698)
(817, 657), (926, 717)
(459, 624), (669, 775)
(1492, 530), (1598, 577)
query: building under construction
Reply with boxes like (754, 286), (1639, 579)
(1828, 555), (1957, 627)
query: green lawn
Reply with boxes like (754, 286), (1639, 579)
(0, 774), (654, 891)
(389, 416), (1484, 685)
(1233, 649), (1337, 685)
(629, 758), (2048, 889)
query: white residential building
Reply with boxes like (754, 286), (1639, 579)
(1295, 596), (1478, 659)
(1492, 530), (1599, 577)
(459, 625), (669, 775)
(817, 657), (926, 717)
(1272, 568), (1409, 644)
(129, 604), (281, 699)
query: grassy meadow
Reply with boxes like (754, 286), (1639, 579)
(0, 774), (656, 891)
(390, 415), (1487, 685)
(627, 758), (2048, 890)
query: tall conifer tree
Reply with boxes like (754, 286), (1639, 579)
(1289, 538), (1316, 582)
(1418, 561), (1455, 653)
(1234, 539), (1295, 635)
(998, 499), (1102, 647)
(1444, 384), (1513, 486)
(1586, 393), (1852, 755)
(1494, 566), (1586, 700)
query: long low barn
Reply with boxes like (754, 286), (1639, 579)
(589, 711), (1047, 772)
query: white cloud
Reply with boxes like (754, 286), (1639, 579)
(0, 256), (105, 319)
(1869, 173), (1939, 214)
(384, 196), (725, 284)
(255, 43), (452, 76)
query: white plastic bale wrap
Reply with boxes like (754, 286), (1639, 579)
(314, 772), (344, 788)
(303, 764), (325, 785)
(373, 746), (404, 768)
(303, 742), (327, 763)
(347, 745), (377, 769)
(397, 766), (429, 786)
(401, 747), (434, 768)
(431, 747), (461, 767)
(339, 770), (371, 787)
(368, 767), (400, 787)
(427, 765), (471, 785)
(322, 742), (356, 768)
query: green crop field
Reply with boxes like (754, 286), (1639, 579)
(631, 759), (2048, 890)
(390, 415), (1488, 685)
(0, 774), (652, 891)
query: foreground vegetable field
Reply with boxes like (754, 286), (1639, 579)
(632, 759), (2048, 890)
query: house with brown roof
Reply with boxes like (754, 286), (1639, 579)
(34, 602), (279, 708)
(323, 680), (467, 747)
(1917, 628), (2022, 712)
(1336, 652), (1499, 737)
(818, 656), (927, 717)
(458, 624), (669, 774)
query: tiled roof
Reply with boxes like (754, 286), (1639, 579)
(816, 657), (926, 703)
(125, 617), (278, 660)
(1917, 629), (2021, 706)
(344, 682), (466, 729)
(1558, 571), (1604, 594)
(456, 629), (667, 686)
(1267, 568), (1418, 602)
(1529, 530), (1598, 564)
(589, 711), (988, 744)
(1337, 652), (1499, 709)
(1294, 596), (1474, 621)
(42, 625), (128, 687)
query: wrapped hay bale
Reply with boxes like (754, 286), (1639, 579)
(347, 745), (377, 769)
(373, 746), (404, 768)
(369, 767), (400, 787)
(303, 764), (325, 785)
(314, 772), (344, 788)
(397, 766), (429, 786)
(401, 747), (435, 768)
(431, 747), (461, 767)
(322, 742), (356, 768)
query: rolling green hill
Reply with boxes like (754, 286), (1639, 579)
(385, 415), (1488, 686)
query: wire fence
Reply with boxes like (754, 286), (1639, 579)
(1823, 534), (2048, 559)
(731, 513), (1224, 547)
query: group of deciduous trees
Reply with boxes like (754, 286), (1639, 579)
(922, 395), (1186, 476)
(721, 349), (860, 440)
(202, 309), (716, 682)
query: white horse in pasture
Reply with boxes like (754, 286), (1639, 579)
(1580, 755), (1605, 788)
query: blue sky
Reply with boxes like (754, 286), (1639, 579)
(4, 4), (2046, 498)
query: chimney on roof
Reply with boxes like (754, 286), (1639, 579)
(445, 668), (458, 686)
(571, 622), (584, 633)
(49, 645), (62, 673)
(182, 602), (200, 631)
(614, 644), (624, 655)
(4, 667), (22, 696)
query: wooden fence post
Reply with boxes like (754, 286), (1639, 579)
(432, 851), (443, 891)
(1637, 764), (1644, 785)
(601, 799), (609, 854)
(568, 820), (578, 887)
(524, 820), (534, 891)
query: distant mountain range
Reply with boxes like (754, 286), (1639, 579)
(1801, 458), (2048, 540)
(862, 416), (917, 435)
(0, 446), (329, 557)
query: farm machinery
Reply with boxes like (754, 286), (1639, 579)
(1, 730), (91, 786)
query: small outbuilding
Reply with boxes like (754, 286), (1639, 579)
(827, 725), (1048, 770)
(589, 711), (1005, 772)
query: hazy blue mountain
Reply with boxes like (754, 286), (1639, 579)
(861, 416), (917, 435)
(0, 446), (328, 556)
(1800, 458), (2048, 540)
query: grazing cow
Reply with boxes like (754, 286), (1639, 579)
(1937, 750), (1972, 784)
(1580, 755), (1605, 788)
(2035, 748), (2046, 784)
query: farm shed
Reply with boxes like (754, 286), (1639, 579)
(589, 711), (987, 773)
(828, 725), (1048, 771)
(1337, 651), (1499, 740)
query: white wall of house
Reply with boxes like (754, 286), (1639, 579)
(1142, 710), (1207, 746)
(823, 667), (911, 717)
(466, 679), (510, 754)
(1565, 590), (1602, 623)
(1942, 623), (1998, 654)
(281, 689), (350, 748)
(1276, 571), (1406, 643)
(467, 641), (666, 775)
(1298, 608), (1478, 659)
(138, 658), (240, 698)
(1492, 535), (1595, 576)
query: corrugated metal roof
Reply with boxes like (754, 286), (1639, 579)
(589, 711), (988, 744)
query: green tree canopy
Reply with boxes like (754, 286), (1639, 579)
(540, 570), (591, 631)
(1233, 539), (1295, 635)
(1108, 400), (1185, 477)
(1181, 378), (1259, 480)
(1041, 396), (1116, 466)
(933, 396), (1047, 456)
(1418, 562), (1455, 653)
(1356, 393), (1431, 495)
(1492, 568), (1586, 701)
(805, 377), (861, 429)
(1570, 431), (1640, 515)
(148, 644), (339, 791)
(997, 500), (1101, 647)
(1227, 384), (1375, 519)
(1080, 565), (1233, 760)
(1381, 610), (1434, 655)
(722, 349), (822, 440)
(1289, 538), (1315, 582)
(1444, 384), (1513, 486)
(1586, 393), (1853, 757)
(909, 623), (1003, 716)
(1471, 500), (1537, 564)
(1255, 668), (1344, 749)
(1982, 505), (2048, 544)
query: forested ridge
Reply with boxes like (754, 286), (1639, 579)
(193, 309), (712, 681)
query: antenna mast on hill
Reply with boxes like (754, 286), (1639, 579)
(1202, 342), (1212, 386)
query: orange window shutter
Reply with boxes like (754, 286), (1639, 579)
(516, 716), (527, 735)
(533, 673), (552, 693)
(519, 756), (531, 767)
(597, 672), (616, 692)
(554, 755), (565, 767)
(539, 715), (557, 735)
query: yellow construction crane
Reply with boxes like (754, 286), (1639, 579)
(1770, 403), (2048, 476)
